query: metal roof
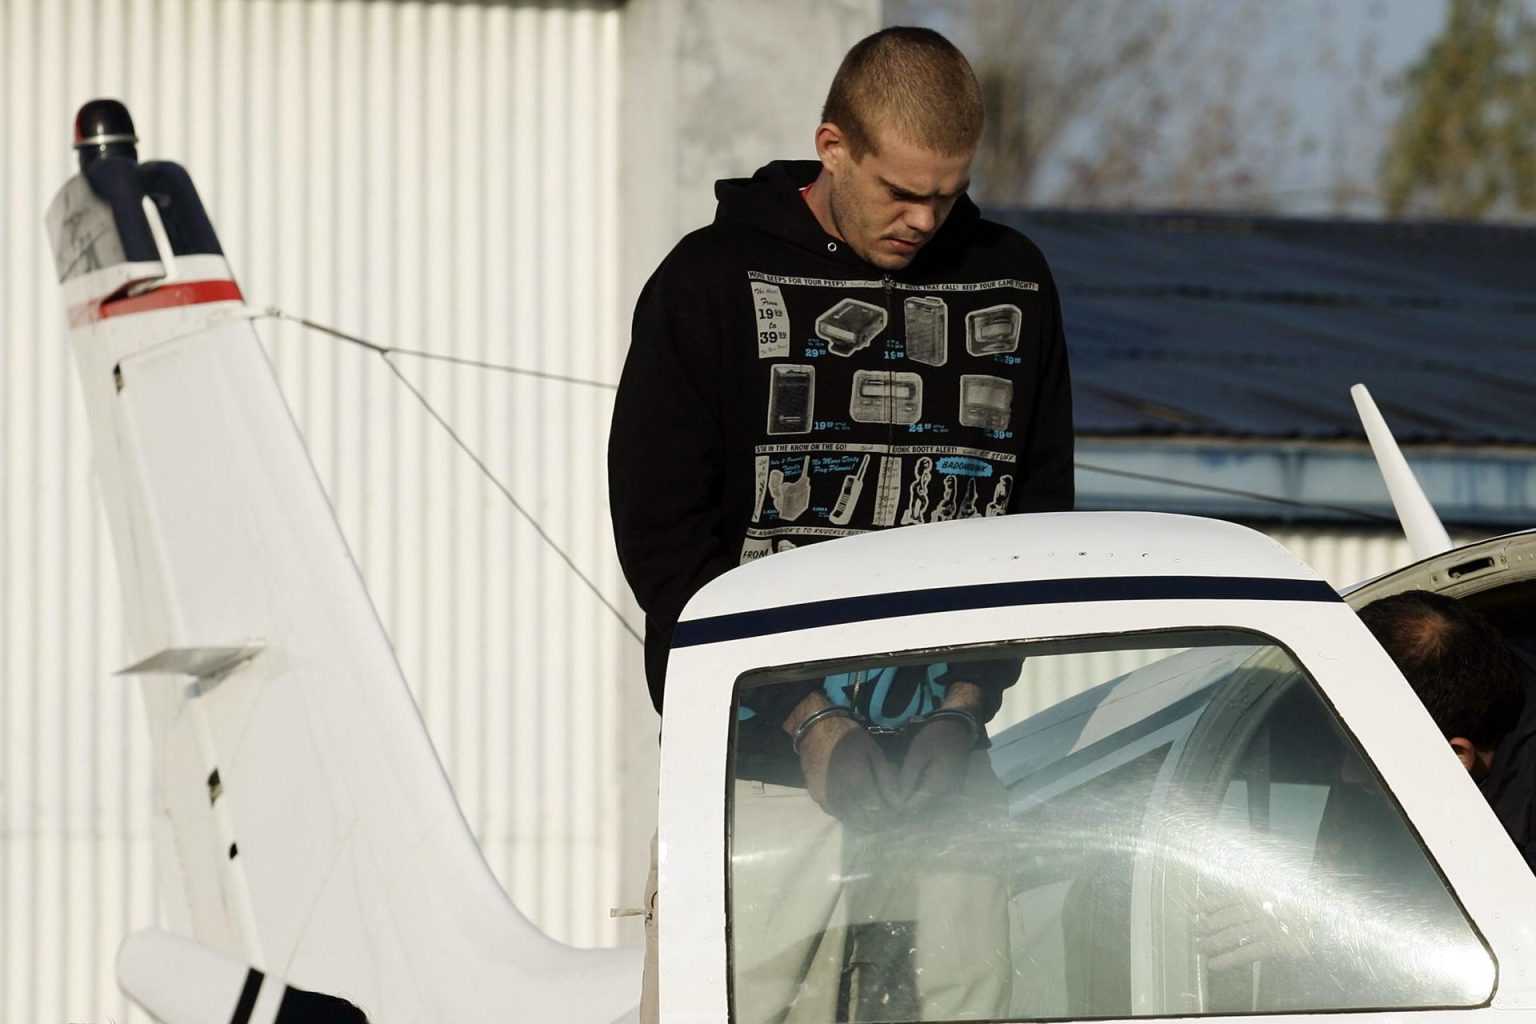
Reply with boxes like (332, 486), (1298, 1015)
(993, 209), (1536, 445)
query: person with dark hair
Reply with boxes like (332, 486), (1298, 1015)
(611, 25), (1073, 1022)
(1196, 592), (1536, 980)
(1359, 590), (1536, 869)
(1358, 591), (1523, 776)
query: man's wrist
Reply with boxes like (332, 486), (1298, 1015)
(791, 705), (856, 755)
(782, 690), (832, 736)
(917, 706), (980, 741)
(941, 680), (986, 713)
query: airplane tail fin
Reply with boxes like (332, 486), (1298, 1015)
(48, 100), (638, 1022)
(1351, 383), (1453, 561)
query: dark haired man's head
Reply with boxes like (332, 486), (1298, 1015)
(806, 27), (982, 270)
(1359, 590), (1523, 779)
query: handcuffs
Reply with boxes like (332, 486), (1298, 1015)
(791, 703), (981, 756)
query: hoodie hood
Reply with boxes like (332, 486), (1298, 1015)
(712, 159), (983, 273)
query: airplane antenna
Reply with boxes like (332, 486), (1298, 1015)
(262, 310), (642, 643)
(1351, 383), (1452, 560)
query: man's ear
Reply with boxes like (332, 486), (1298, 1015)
(1449, 737), (1479, 773)
(815, 122), (850, 172)
(1448, 736), (1494, 780)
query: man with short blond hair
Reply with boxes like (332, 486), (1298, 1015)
(612, 21), (1072, 725)
(611, 25), (1073, 1021)
(821, 25), (984, 163)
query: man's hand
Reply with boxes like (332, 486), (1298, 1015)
(785, 694), (898, 830)
(896, 716), (973, 812)
(815, 719), (901, 830)
(1195, 893), (1308, 972)
(895, 680), (983, 811)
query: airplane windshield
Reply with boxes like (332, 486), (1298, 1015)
(727, 629), (1494, 1023)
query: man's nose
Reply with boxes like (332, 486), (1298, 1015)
(905, 202), (937, 236)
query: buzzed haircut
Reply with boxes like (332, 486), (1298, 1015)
(821, 26), (984, 159)
(1359, 590), (1524, 748)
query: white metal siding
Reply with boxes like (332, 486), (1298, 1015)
(1257, 525), (1478, 591)
(1, 2), (626, 1021)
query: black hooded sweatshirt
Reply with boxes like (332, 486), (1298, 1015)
(1482, 641), (1536, 870)
(610, 160), (1074, 713)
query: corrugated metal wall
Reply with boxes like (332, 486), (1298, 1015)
(1259, 525), (1476, 590)
(0, 2), (627, 1021)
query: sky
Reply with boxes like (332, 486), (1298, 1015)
(1182, 0), (1446, 216)
(891, 0), (1454, 217)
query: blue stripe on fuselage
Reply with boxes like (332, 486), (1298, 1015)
(672, 575), (1339, 648)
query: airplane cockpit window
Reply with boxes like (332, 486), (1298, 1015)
(727, 630), (1494, 1023)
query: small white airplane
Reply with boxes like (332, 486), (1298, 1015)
(48, 100), (1536, 1024)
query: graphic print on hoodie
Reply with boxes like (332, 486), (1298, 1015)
(741, 266), (1045, 564)
(609, 159), (1073, 708)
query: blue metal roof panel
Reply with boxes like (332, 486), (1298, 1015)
(992, 210), (1536, 444)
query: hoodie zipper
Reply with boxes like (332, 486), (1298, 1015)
(883, 273), (896, 459)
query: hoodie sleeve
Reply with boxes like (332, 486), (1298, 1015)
(1013, 265), (1075, 513)
(609, 249), (740, 711)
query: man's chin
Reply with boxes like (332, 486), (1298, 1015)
(861, 249), (917, 271)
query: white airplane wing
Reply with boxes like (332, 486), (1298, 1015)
(47, 99), (638, 1023)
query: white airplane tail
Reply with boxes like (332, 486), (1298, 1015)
(1351, 383), (1453, 562)
(47, 100), (638, 1023)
